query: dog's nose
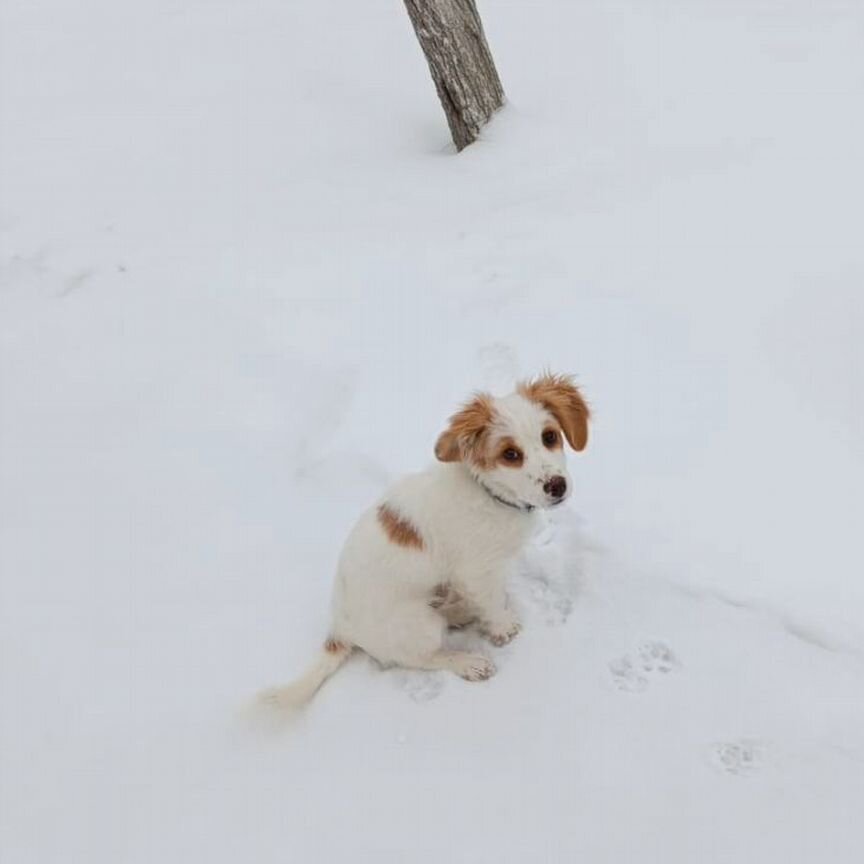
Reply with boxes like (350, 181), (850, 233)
(543, 475), (567, 499)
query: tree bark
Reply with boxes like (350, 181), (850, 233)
(403, 0), (505, 151)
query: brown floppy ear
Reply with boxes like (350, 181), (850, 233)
(519, 374), (590, 451)
(434, 393), (494, 463)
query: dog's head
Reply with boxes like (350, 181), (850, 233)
(434, 374), (590, 510)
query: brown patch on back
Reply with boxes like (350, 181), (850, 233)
(377, 504), (425, 550)
(519, 373), (590, 451)
(434, 393), (496, 467)
(324, 638), (346, 653)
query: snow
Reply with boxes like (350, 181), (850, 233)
(1, 0), (863, 861)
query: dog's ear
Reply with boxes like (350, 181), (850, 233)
(434, 393), (494, 463)
(519, 374), (590, 451)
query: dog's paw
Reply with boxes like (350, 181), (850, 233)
(451, 654), (496, 682)
(481, 618), (521, 647)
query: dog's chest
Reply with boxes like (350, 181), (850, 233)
(439, 509), (534, 575)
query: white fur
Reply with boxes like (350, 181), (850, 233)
(261, 389), (576, 709)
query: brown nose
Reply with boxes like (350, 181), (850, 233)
(543, 475), (567, 499)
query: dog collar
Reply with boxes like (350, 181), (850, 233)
(477, 479), (535, 513)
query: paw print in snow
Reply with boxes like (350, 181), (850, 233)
(638, 640), (679, 674)
(395, 670), (445, 703)
(610, 641), (679, 693)
(710, 739), (765, 777)
(609, 655), (648, 693)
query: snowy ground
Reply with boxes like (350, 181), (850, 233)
(2, 1), (863, 861)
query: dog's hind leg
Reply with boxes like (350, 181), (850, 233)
(441, 600), (478, 630)
(429, 584), (477, 630)
(363, 604), (495, 682)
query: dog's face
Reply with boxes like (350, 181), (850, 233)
(435, 374), (590, 510)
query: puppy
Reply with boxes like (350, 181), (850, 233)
(262, 373), (589, 709)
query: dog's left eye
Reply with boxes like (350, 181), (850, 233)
(502, 448), (521, 462)
(542, 429), (559, 447)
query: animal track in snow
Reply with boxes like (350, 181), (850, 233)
(608, 655), (648, 693)
(517, 512), (586, 626)
(394, 670), (445, 703)
(610, 641), (680, 693)
(521, 566), (577, 625)
(638, 640), (679, 675)
(710, 739), (765, 777)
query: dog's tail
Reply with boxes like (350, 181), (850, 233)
(258, 638), (353, 712)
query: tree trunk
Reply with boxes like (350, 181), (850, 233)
(403, 0), (505, 152)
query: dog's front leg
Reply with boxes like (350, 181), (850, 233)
(463, 571), (521, 647)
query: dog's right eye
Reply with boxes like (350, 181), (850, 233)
(502, 448), (520, 462)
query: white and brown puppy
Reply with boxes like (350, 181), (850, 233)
(263, 374), (589, 709)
